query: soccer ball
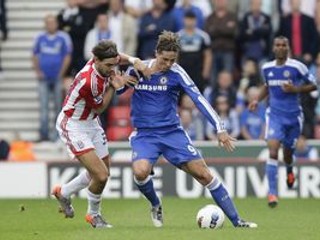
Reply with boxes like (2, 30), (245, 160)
(196, 204), (225, 229)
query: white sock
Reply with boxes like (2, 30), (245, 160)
(61, 170), (91, 198)
(206, 176), (221, 191)
(87, 189), (102, 216)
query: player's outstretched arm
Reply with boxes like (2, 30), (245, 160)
(217, 131), (236, 152)
(95, 73), (138, 114)
(248, 85), (268, 111)
(119, 53), (151, 78)
(282, 82), (317, 93)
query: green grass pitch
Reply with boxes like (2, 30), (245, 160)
(0, 197), (319, 240)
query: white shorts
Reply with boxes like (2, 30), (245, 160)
(56, 113), (109, 159)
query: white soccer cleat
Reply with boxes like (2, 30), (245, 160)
(236, 219), (258, 228)
(151, 205), (163, 227)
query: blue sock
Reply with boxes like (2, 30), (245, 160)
(286, 156), (294, 174)
(134, 176), (160, 207)
(266, 159), (278, 195)
(286, 164), (293, 174)
(207, 177), (240, 226)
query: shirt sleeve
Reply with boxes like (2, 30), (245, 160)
(176, 65), (225, 132)
(32, 34), (41, 55)
(297, 61), (316, 84)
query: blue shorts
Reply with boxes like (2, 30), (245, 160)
(129, 125), (202, 167)
(265, 110), (303, 150)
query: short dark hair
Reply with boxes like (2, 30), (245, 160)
(92, 40), (119, 61)
(184, 10), (196, 19)
(274, 35), (289, 43)
(156, 31), (181, 53)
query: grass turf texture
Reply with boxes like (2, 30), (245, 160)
(0, 197), (318, 240)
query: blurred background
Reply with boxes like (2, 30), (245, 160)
(0, 0), (320, 166)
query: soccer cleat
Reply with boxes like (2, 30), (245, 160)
(151, 205), (163, 227)
(268, 194), (278, 208)
(286, 172), (295, 189)
(85, 214), (113, 228)
(236, 219), (258, 228)
(52, 186), (74, 218)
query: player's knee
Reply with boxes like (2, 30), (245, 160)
(133, 169), (150, 181)
(133, 163), (150, 181)
(269, 149), (278, 159)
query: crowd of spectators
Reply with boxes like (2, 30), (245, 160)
(30, 0), (320, 142)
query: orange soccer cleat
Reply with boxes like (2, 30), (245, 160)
(286, 172), (295, 189)
(268, 194), (278, 208)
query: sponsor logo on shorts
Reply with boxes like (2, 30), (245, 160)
(76, 140), (85, 149)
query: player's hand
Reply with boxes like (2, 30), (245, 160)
(248, 100), (258, 111)
(110, 72), (139, 90)
(133, 59), (151, 79)
(217, 131), (236, 152)
(36, 70), (44, 80)
(282, 81), (297, 93)
(109, 72), (126, 90)
(124, 76), (139, 87)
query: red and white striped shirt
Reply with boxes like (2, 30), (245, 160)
(61, 59), (108, 120)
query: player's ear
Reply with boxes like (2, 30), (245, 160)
(93, 56), (99, 63)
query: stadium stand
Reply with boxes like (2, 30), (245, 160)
(0, 0), (66, 142)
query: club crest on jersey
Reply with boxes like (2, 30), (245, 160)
(159, 76), (168, 85)
(283, 70), (290, 78)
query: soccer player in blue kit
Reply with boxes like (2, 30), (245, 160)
(249, 36), (317, 208)
(118, 31), (257, 228)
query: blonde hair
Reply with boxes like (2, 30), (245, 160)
(156, 31), (181, 53)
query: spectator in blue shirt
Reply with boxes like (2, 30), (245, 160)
(240, 86), (265, 140)
(32, 14), (72, 141)
(137, 0), (176, 59)
(294, 135), (319, 161)
(172, 0), (205, 31)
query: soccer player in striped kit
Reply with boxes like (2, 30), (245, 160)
(53, 40), (144, 228)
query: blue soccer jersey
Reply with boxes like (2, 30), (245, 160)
(121, 59), (224, 132)
(261, 58), (316, 117)
(33, 31), (72, 81)
(261, 58), (316, 148)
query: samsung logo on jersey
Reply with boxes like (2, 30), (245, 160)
(268, 80), (290, 86)
(134, 84), (168, 91)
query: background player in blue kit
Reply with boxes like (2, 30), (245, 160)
(118, 31), (257, 228)
(249, 36), (317, 208)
